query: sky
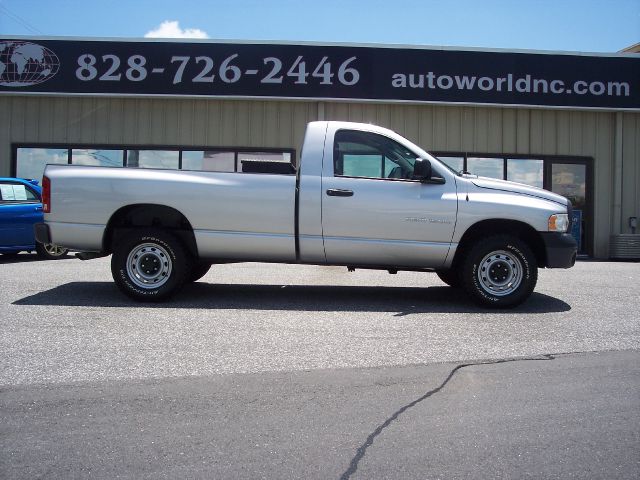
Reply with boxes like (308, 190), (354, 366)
(0, 0), (638, 53)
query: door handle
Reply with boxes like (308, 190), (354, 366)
(326, 188), (354, 197)
(35, 206), (43, 211)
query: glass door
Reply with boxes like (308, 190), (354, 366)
(548, 162), (591, 255)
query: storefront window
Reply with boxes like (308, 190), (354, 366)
(126, 150), (179, 169)
(507, 159), (544, 188)
(551, 164), (586, 209)
(182, 151), (235, 172)
(467, 157), (504, 179)
(16, 145), (294, 177)
(437, 156), (464, 173)
(16, 148), (69, 181)
(72, 149), (123, 167)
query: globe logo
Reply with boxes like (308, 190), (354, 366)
(0, 41), (60, 87)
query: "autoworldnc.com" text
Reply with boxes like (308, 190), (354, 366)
(391, 73), (630, 97)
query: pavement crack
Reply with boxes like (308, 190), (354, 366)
(338, 354), (555, 480)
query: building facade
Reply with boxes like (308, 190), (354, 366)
(1, 37), (639, 258)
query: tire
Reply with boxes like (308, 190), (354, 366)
(36, 242), (69, 260)
(461, 235), (537, 308)
(189, 261), (212, 283)
(111, 229), (192, 302)
(436, 269), (461, 288)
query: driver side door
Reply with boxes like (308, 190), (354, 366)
(321, 129), (457, 268)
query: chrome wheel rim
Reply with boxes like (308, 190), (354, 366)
(44, 243), (67, 257)
(477, 250), (522, 297)
(126, 243), (172, 289)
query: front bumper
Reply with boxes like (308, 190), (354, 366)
(34, 223), (51, 244)
(541, 232), (577, 268)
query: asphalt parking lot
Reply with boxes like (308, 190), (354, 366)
(1, 255), (639, 478)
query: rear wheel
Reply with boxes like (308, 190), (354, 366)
(111, 230), (192, 302)
(461, 235), (537, 308)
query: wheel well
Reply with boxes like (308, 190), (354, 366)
(103, 204), (198, 257)
(453, 219), (546, 268)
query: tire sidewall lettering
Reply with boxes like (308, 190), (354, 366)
(506, 244), (530, 280)
(118, 269), (159, 296)
(471, 263), (500, 302)
(140, 236), (177, 261)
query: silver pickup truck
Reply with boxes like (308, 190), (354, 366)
(36, 121), (577, 308)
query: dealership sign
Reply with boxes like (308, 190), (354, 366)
(1, 37), (639, 110)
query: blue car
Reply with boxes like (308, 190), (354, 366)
(0, 177), (68, 259)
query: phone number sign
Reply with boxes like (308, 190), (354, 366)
(1, 37), (639, 110)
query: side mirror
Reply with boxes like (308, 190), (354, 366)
(413, 158), (446, 184)
(412, 158), (432, 181)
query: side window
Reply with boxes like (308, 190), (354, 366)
(334, 130), (418, 180)
(0, 182), (39, 203)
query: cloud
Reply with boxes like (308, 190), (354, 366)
(144, 20), (209, 39)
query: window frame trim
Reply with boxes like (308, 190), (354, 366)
(332, 129), (426, 183)
(12, 143), (297, 176)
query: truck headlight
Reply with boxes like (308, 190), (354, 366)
(548, 214), (569, 232)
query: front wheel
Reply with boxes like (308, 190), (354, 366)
(461, 235), (537, 308)
(111, 230), (192, 302)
